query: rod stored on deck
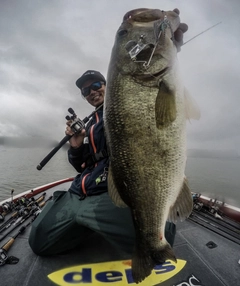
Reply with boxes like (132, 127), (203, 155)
(0, 196), (52, 243)
(0, 196), (53, 266)
(0, 193), (46, 234)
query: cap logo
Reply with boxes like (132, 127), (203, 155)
(84, 71), (95, 76)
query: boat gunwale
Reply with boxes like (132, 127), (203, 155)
(0, 177), (74, 212)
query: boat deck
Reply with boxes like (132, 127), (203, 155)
(0, 182), (239, 286)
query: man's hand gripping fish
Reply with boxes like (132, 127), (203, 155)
(104, 8), (200, 283)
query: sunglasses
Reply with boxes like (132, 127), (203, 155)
(81, 81), (105, 97)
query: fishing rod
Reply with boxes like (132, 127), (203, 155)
(0, 192), (46, 232)
(0, 233), (21, 266)
(189, 212), (240, 245)
(0, 193), (46, 233)
(0, 215), (40, 266)
(0, 190), (15, 221)
(36, 23), (220, 171)
(195, 210), (240, 236)
(182, 22), (222, 46)
(0, 196), (52, 266)
(0, 208), (28, 234)
(0, 196), (52, 243)
(0, 195), (32, 222)
(36, 104), (103, 170)
(0, 188), (37, 220)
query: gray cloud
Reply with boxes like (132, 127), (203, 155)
(0, 0), (240, 153)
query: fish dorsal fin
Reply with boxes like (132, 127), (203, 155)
(168, 177), (193, 222)
(184, 87), (201, 120)
(155, 81), (176, 129)
(108, 166), (128, 207)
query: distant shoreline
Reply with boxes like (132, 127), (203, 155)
(1, 137), (239, 159)
(187, 149), (239, 159)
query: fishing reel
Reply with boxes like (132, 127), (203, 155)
(37, 104), (102, 170)
(18, 207), (30, 217)
(65, 108), (85, 134)
(13, 197), (31, 211)
(193, 202), (203, 211)
(0, 249), (19, 266)
(1, 201), (14, 213)
(17, 196), (29, 206)
(0, 213), (5, 223)
(0, 249), (8, 266)
(1, 196), (31, 215)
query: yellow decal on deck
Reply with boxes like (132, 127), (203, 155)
(48, 259), (186, 286)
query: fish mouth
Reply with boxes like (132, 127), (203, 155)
(134, 67), (169, 81)
(122, 8), (180, 69)
(151, 67), (169, 78)
(123, 8), (180, 32)
(124, 8), (168, 23)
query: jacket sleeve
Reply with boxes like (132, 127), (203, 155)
(68, 144), (89, 173)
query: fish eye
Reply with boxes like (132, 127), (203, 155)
(118, 29), (128, 36)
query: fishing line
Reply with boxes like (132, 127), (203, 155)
(183, 22), (222, 46)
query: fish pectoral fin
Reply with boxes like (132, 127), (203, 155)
(168, 177), (193, 222)
(184, 87), (201, 121)
(155, 81), (176, 129)
(107, 166), (128, 207)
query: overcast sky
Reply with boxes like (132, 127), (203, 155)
(1, 0), (240, 153)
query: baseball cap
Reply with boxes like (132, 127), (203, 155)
(76, 70), (106, 89)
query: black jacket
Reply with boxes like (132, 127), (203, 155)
(68, 106), (108, 196)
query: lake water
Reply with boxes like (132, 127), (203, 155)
(0, 145), (78, 201)
(0, 145), (239, 208)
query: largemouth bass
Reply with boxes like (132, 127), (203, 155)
(104, 8), (199, 283)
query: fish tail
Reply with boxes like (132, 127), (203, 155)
(131, 251), (154, 283)
(151, 243), (176, 264)
(132, 243), (176, 283)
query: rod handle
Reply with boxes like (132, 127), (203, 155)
(36, 134), (72, 170)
